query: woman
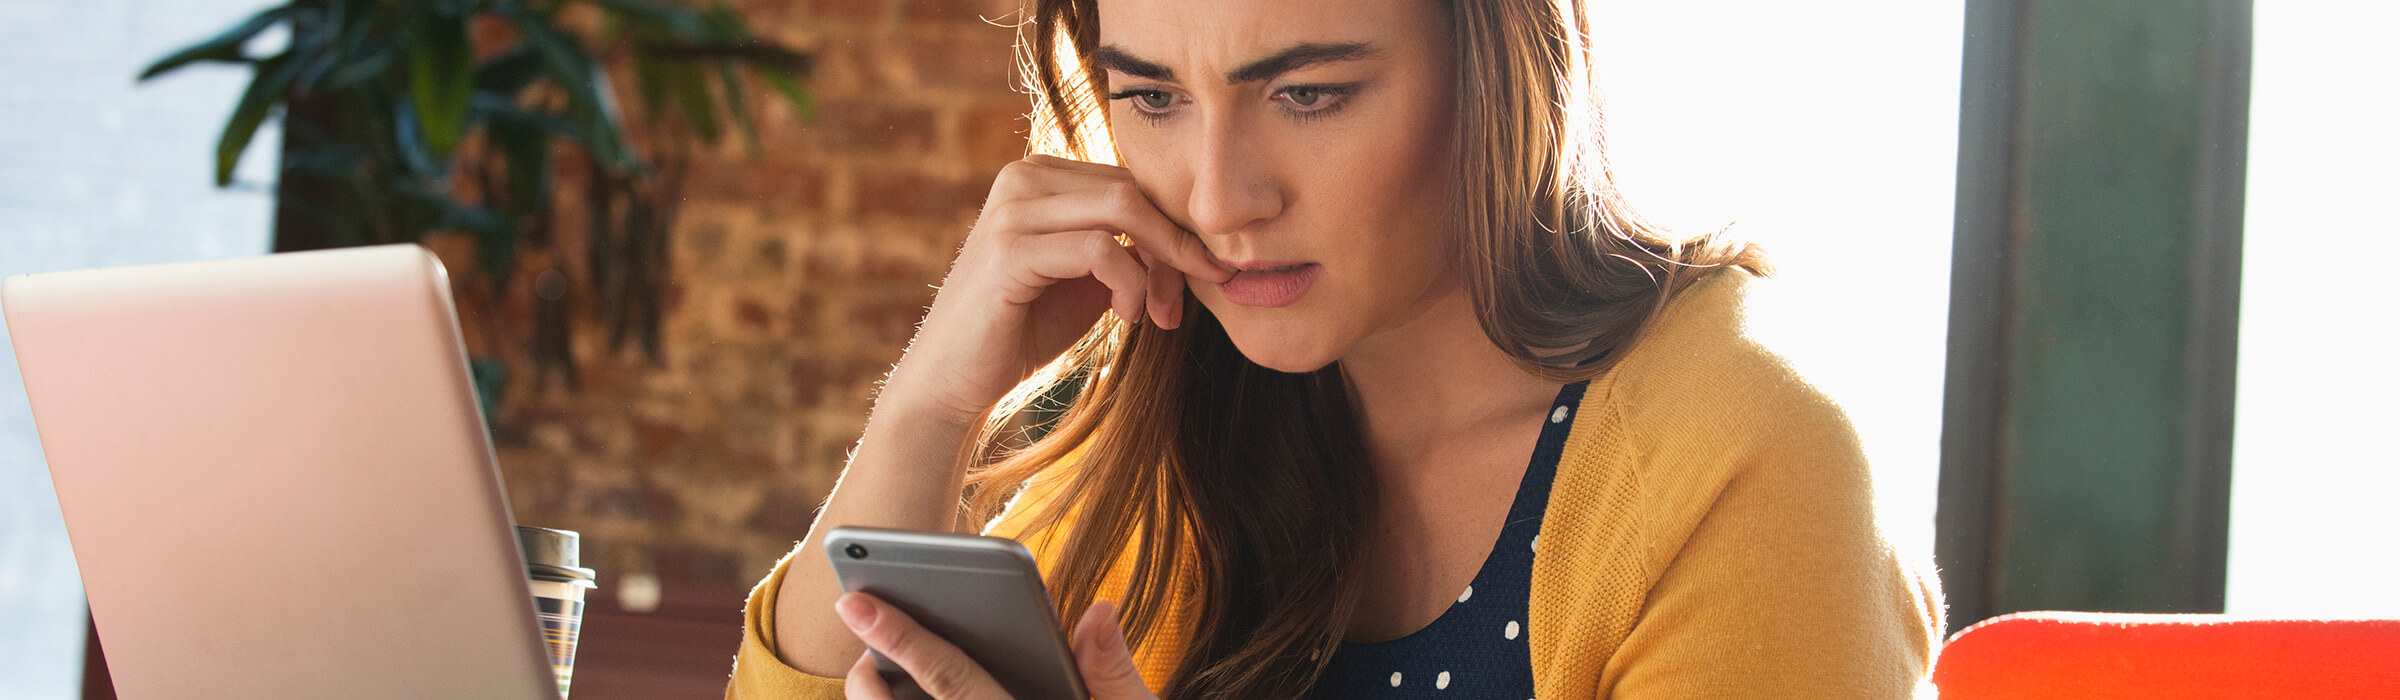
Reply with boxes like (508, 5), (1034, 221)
(729, 0), (1943, 697)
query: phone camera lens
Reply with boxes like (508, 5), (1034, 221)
(844, 543), (868, 559)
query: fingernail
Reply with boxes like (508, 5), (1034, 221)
(835, 595), (878, 630)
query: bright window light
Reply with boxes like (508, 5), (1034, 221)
(1590, 0), (1966, 558)
(2223, 0), (2400, 619)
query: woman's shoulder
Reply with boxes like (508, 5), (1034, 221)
(1530, 271), (1939, 697)
(1553, 267), (1872, 559)
(1584, 264), (1843, 450)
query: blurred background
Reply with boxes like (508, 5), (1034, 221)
(1, 0), (2392, 698)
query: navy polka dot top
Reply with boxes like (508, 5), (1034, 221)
(1305, 380), (1587, 698)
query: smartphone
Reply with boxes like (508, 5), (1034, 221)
(824, 526), (1090, 700)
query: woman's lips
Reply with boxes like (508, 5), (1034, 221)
(1216, 263), (1320, 308)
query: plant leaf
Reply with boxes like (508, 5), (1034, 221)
(417, 189), (516, 281)
(407, 8), (474, 158)
(391, 95), (446, 178)
(215, 52), (305, 187)
(474, 94), (585, 140)
(759, 67), (815, 122)
(490, 119), (554, 216)
(670, 61), (721, 145)
(473, 47), (545, 95)
(699, 3), (748, 39)
(504, 5), (635, 171)
(641, 42), (811, 73)
(717, 59), (760, 157)
(589, 0), (709, 36)
(322, 43), (397, 89)
(139, 4), (293, 81)
(632, 52), (670, 118)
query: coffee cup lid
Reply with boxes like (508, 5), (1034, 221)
(516, 526), (598, 587)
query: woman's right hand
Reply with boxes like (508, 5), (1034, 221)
(880, 154), (1235, 425)
(838, 593), (1159, 700)
(767, 155), (1228, 679)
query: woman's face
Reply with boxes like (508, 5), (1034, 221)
(1096, 0), (1457, 373)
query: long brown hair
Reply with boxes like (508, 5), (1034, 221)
(966, 1), (1768, 696)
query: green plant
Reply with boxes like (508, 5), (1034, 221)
(140, 0), (811, 377)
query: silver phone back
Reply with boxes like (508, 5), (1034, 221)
(2, 245), (555, 700)
(825, 527), (1090, 700)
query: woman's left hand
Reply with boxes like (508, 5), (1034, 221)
(839, 592), (1159, 700)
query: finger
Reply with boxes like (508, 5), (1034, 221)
(1071, 601), (1156, 699)
(991, 156), (1132, 202)
(1004, 184), (1235, 284)
(1008, 230), (1149, 324)
(846, 650), (895, 700)
(1023, 153), (1127, 176)
(836, 592), (1009, 700)
(1136, 249), (1184, 330)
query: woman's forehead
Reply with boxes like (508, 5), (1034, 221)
(1092, 0), (1431, 73)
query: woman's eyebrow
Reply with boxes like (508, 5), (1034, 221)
(1092, 46), (1175, 82)
(1226, 42), (1379, 84)
(1090, 41), (1381, 85)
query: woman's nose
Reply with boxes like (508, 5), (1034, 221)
(1183, 118), (1284, 239)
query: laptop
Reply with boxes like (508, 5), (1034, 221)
(3, 244), (557, 699)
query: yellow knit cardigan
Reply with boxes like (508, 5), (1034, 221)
(726, 271), (1945, 698)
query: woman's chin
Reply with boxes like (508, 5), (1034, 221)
(1197, 293), (1346, 373)
(1219, 325), (1341, 374)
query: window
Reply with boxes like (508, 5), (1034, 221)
(2223, 0), (2400, 619)
(1591, 0), (1966, 556)
(0, 1), (276, 695)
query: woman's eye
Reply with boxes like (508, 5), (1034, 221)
(1274, 84), (1355, 116)
(1107, 89), (1176, 118)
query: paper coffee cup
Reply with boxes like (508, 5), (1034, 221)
(517, 527), (598, 699)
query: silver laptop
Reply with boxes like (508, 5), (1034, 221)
(3, 244), (556, 699)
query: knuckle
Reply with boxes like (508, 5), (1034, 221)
(973, 205), (1017, 236)
(911, 657), (975, 696)
(1092, 655), (1142, 686)
(1174, 228), (1207, 255)
(1098, 181), (1146, 215)
(993, 159), (1042, 194)
(1080, 231), (1123, 262)
(861, 614), (909, 652)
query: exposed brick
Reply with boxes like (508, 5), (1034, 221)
(470, 15), (519, 61)
(847, 294), (934, 350)
(485, 0), (1032, 598)
(788, 357), (891, 404)
(733, 295), (773, 331)
(744, 488), (821, 538)
(963, 105), (1031, 171)
(814, 99), (936, 154)
(860, 246), (945, 285)
(687, 160), (827, 212)
(855, 168), (988, 219)
(632, 418), (689, 460)
(651, 546), (747, 591)
(580, 486), (647, 520)
(576, 353), (639, 395)
(904, 31), (1016, 90)
(642, 478), (687, 523)
(786, 291), (825, 339)
(807, 0), (888, 24)
(898, 0), (1017, 24)
(755, 237), (790, 273)
(681, 218), (729, 264)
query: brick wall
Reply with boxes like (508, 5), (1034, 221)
(481, 0), (1027, 605)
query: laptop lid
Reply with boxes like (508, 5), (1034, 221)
(2, 244), (555, 700)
